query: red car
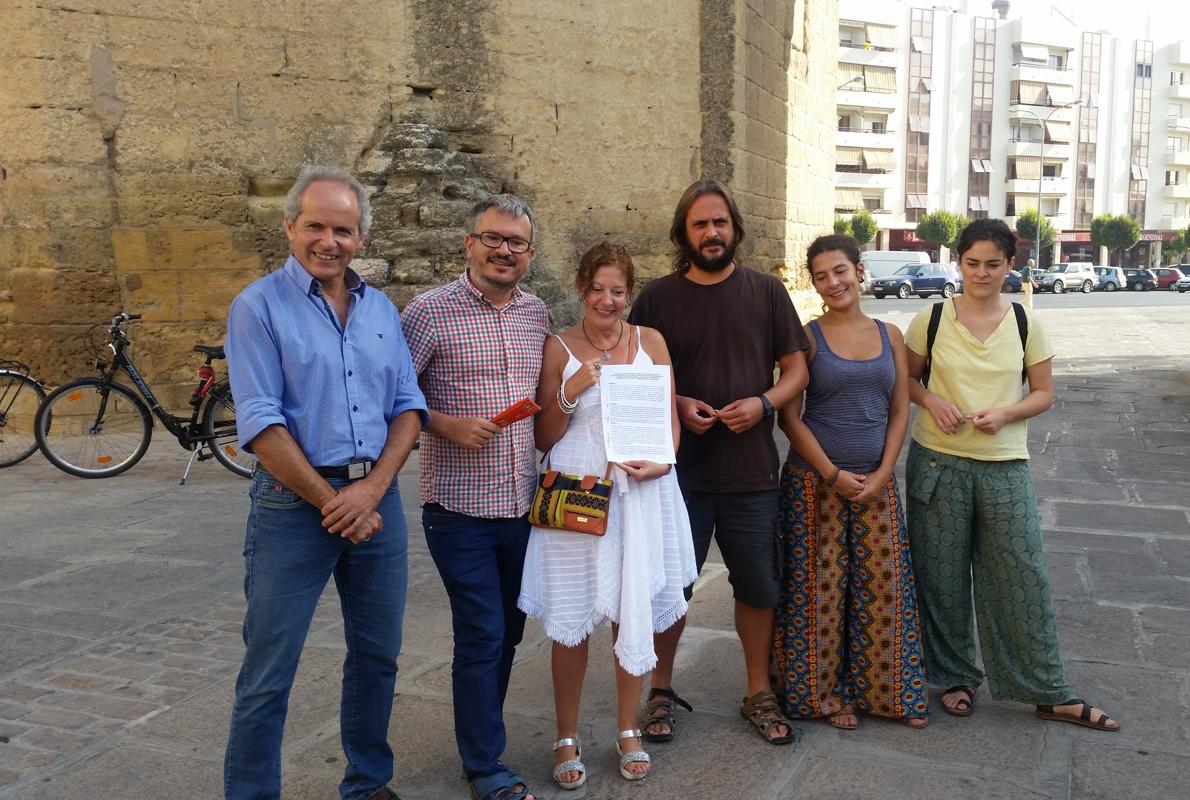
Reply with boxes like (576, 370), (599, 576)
(1151, 268), (1184, 289)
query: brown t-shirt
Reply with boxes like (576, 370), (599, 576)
(628, 265), (807, 492)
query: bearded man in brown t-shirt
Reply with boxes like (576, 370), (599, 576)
(628, 179), (809, 746)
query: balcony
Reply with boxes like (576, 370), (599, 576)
(1168, 115), (1190, 132)
(835, 129), (897, 150)
(1165, 184), (1190, 200)
(1011, 63), (1073, 85)
(1006, 139), (1072, 161)
(1160, 214), (1190, 230)
(1171, 40), (1190, 66)
(1008, 104), (1075, 124)
(833, 171), (897, 190)
(1167, 150), (1190, 167)
(1171, 82), (1190, 102)
(836, 88), (898, 109)
(837, 46), (900, 69)
(1004, 176), (1070, 196)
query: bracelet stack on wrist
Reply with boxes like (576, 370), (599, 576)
(557, 384), (577, 414)
(824, 465), (839, 486)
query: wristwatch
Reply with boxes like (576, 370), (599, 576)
(756, 394), (774, 418)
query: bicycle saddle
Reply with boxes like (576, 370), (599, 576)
(193, 344), (226, 359)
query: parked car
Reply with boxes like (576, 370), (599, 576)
(1151, 267), (1183, 290)
(871, 262), (960, 299)
(1093, 266), (1126, 292)
(1035, 262), (1096, 293)
(1001, 270), (1023, 292)
(1123, 268), (1158, 291)
(1176, 274), (1190, 293)
(859, 251), (930, 294)
(1174, 265), (1190, 277)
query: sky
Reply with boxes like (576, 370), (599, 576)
(1016, 0), (1190, 41)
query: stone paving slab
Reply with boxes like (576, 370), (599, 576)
(1, 304), (1188, 799)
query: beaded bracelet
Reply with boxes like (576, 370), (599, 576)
(557, 383), (578, 414)
(824, 465), (839, 486)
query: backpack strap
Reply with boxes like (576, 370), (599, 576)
(921, 301), (945, 388)
(1012, 301), (1029, 384)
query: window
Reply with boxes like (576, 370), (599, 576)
(1168, 170), (1182, 186)
(1043, 163), (1059, 178)
(1048, 54), (1065, 70)
(1136, 63), (1152, 79)
(838, 114), (852, 131)
(871, 120), (886, 134)
(863, 196), (882, 211)
(1174, 71), (1186, 86)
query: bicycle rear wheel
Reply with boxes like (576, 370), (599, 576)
(201, 380), (254, 478)
(35, 378), (152, 478)
(0, 371), (46, 468)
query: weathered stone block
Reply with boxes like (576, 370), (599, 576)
(0, 165), (114, 228)
(114, 172), (249, 227)
(383, 123), (449, 152)
(104, 16), (285, 75)
(111, 228), (262, 272)
(0, 108), (108, 164)
(121, 271), (182, 322)
(416, 200), (470, 228)
(0, 228), (114, 272)
(114, 112), (276, 171)
(0, 55), (92, 109)
(178, 268), (251, 322)
(10, 268), (122, 326)
(349, 258), (390, 286)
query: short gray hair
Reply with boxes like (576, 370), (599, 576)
(467, 194), (535, 243)
(283, 165), (373, 237)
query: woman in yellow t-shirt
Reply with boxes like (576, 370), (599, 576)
(904, 218), (1118, 732)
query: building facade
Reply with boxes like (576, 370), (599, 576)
(834, 0), (1190, 267)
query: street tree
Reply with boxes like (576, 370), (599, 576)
(833, 216), (852, 236)
(1091, 214), (1141, 266)
(849, 210), (877, 247)
(915, 210), (968, 250)
(1014, 208), (1057, 255)
(1168, 231), (1187, 262)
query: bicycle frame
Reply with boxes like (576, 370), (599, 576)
(96, 332), (219, 452)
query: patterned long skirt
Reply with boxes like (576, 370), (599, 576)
(773, 461), (929, 721)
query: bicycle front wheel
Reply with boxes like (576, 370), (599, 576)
(36, 378), (152, 478)
(0, 371), (47, 468)
(201, 381), (254, 478)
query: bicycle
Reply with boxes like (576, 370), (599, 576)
(0, 359), (47, 468)
(34, 313), (255, 482)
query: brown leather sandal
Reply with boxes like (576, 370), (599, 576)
(1035, 699), (1120, 732)
(942, 685), (975, 717)
(639, 687), (692, 743)
(740, 690), (800, 745)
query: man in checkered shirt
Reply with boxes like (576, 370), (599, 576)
(402, 195), (549, 800)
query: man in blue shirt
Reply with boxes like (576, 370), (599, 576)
(223, 165), (427, 800)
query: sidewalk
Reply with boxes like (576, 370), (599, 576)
(1, 303), (1187, 799)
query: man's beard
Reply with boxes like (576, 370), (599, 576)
(688, 237), (737, 271)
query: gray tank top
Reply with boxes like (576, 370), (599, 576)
(789, 319), (894, 474)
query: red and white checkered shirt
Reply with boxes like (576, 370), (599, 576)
(402, 273), (549, 518)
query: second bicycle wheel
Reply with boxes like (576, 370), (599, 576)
(0, 371), (46, 468)
(201, 381), (254, 478)
(35, 378), (152, 478)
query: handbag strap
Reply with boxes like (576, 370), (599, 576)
(539, 450), (613, 481)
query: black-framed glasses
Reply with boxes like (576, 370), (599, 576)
(473, 230), (532, 254)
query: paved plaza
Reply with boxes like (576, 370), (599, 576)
(1, 302), (1188, 799)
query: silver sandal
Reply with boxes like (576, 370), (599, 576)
(614, 728), (651, 781)
(551, 737), (586, 790)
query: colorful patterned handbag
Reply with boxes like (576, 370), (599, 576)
(529, 458), (613, 535)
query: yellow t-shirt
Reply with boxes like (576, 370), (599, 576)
(905, 299), (1054, 461)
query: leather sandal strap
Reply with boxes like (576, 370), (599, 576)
(647, 687), (693, 712)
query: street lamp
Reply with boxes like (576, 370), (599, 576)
(837, 75), (865, 91)
(1014, 94), (1095, 265)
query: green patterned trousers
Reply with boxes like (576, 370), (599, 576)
(905, 441), (1072, 704)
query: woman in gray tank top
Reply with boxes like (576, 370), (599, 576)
(772, 235), (929, 730)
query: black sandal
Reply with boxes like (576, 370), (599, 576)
(1035, 699), (1120, 732)
(942, 685), (975, 717)
(639, 687), (693, 743)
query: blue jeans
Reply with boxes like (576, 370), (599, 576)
(224, 468), (409, 800)
(422, 504), (529, 798)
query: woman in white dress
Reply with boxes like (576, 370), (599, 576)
(519, 242), (697, 790)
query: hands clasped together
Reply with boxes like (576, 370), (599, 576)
(676, 394), (766, 435)
(321, 480), (385, 545)
(923, 393), (1011, 436)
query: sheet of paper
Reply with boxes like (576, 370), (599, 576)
(598, 364), (676, 464)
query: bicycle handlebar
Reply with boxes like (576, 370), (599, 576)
(108, 313), (143, 329)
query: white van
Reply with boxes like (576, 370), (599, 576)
(858, 250), (929, 294)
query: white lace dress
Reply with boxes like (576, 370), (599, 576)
(518, 331), (698, 676)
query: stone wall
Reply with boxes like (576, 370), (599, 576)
(1, 0), (837, 409)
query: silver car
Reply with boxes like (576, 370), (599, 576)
(1036, 262), (1096, 294)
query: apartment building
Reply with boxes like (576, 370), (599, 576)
(834, 0), (1190, 267)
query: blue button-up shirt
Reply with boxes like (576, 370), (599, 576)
(225, 256), (428, 467)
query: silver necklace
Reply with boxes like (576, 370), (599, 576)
(581, 319), (624, 361)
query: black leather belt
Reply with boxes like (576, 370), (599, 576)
(314, 461), (373, 480)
